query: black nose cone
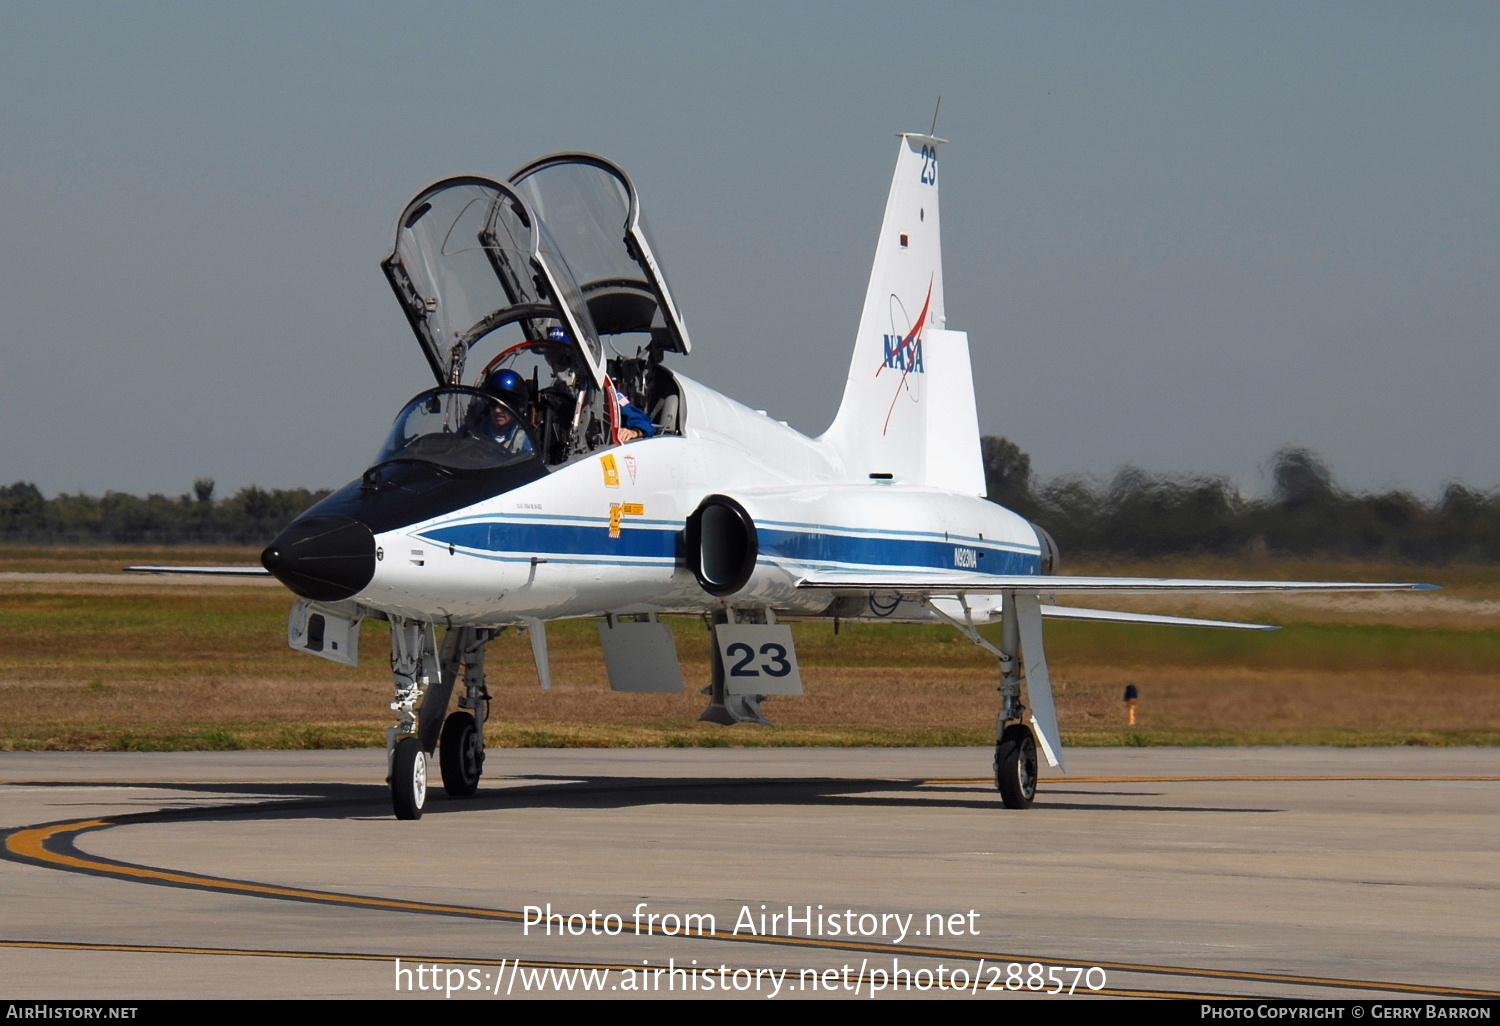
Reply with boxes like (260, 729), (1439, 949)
(261, 515), (375, 602)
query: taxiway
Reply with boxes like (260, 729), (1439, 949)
(2, 747), (1496, 999)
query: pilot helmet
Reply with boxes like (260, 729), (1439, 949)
(483, 368), (529, 410)
(546, 326), (572, 343)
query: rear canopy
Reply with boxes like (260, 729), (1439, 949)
(508, 154), (690, 356)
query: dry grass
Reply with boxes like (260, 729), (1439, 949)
(1, 547), (1496, 750)
(6, 661), (1492, 752)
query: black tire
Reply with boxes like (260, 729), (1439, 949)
(439, 712), (483, 797)
(995, 723), (1038, 809)
(391, 735), (427, 820)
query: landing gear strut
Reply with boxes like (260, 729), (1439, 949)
(699, 608), (776, 726)
(993, 592), (1036, 809)
(438, 627), (493, 797)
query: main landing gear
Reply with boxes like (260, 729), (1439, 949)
(992, 593), (1039, 810)
(995, 722), (1038, 810)
(927, 592), (1048, 809)
(387, 619), (496, 819)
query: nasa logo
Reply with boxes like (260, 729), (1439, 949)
(882, 334), (924, 373)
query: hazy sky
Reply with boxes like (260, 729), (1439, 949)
(2, 2), (1495, 500)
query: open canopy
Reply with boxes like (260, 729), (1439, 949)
(383, 156), (690, 390)
(382, 176), (607, 388)
(508, 154), (690, 355)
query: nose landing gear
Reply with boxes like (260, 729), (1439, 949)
(386, 620), (497, 819)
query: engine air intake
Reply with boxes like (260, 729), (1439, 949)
(685, 495), (758, 597)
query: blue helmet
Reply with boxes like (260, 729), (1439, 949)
(483, 368), (528, 408)
(546, 326), (571, 343)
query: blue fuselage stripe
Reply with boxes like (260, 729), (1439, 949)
(420, 522), (678, 560)
(416, 521), (1041, 576)
(759, 529), (1038, 576)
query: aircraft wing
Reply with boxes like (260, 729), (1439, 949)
(796, 570), (1438, 596)
(800, 569), (1436, 771)
(798, 570), (1435, 632)
(1035, 605), (1277, 631)
(124, 566), (272, 577)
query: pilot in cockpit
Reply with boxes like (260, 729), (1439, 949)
(545, 327), (656, 443)
(478, 369), (535, 456)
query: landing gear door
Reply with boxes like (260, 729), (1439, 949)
(509, 154), (692, 356)
(288, 598), (363, 668)
(599, 618), (685, 693)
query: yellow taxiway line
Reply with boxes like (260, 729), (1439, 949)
(6, 804), (1496, 1001)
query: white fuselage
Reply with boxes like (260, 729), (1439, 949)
(353, 374), (1041, 625)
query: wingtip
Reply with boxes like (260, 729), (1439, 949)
(122, 565), (272, 577)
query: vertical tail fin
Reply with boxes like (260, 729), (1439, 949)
(820, 134), (984, 496)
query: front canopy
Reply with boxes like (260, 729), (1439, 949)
(372, 387), (539, 473)
(382, 177), (607, 388)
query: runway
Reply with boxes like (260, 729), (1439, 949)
(2, 746), (1496, 1000)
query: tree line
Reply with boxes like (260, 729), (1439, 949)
(0, 479), (331, 546)
(984, 438), (1500, 563)
(2, 444), (1498, 560)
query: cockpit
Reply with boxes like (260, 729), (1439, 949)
(377, 154), (690, 471)
(372, 387), (537, 474)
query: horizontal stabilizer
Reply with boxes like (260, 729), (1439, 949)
(124, 565), (272, 577)
(797, 570), (1437, 595)
(1040, 605), (1276, 631)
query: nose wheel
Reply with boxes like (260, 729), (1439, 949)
(391, 736), (427, 820)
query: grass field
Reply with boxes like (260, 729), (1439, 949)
(1, 547), (1496, 751)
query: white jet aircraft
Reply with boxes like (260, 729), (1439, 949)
(134, 134), (1433, 820)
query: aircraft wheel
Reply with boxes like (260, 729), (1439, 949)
(995, 723), (1038, 809)
(439, 712), (483, 797)
(391, 736), (427, 820)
